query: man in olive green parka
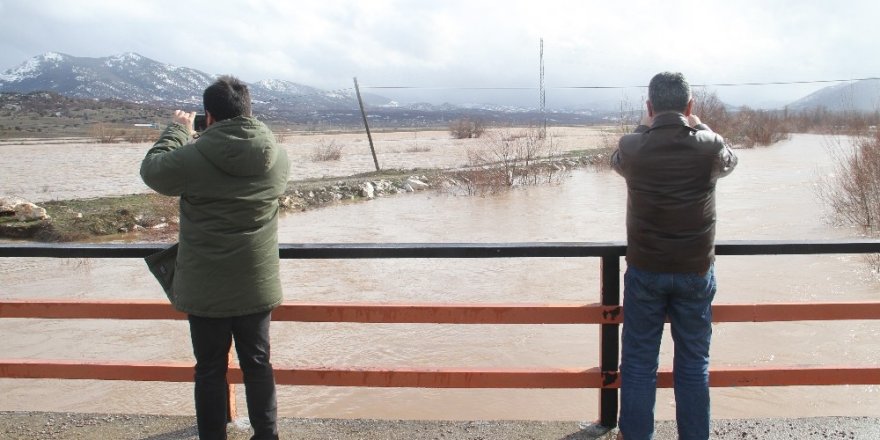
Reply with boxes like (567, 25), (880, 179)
(141, 75), (289, 440)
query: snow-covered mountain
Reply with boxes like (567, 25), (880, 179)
(0, 52), (393, 110)
(0, 52), (212, 104)
(249, 78), (391, 110)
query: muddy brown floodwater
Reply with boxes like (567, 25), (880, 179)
(0, 131), (878, 421)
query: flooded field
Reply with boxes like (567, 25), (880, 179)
(0, 127), (608, 202)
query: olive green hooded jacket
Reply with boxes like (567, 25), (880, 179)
(140, 116), (289, 317)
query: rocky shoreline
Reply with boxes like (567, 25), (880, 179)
(0, 148), (610, 242)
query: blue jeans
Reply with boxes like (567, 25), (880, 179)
(618, 264), (716, 440)
(189, 311), (279, 440)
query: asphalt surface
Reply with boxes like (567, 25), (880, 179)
(1, 412), (879, 439)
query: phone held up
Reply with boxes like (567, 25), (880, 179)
(193, 113), (207, 132)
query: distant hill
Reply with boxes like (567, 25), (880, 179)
(0, 91), (174, 137)
(0, 52), (394, 111)
(788, 78), (880, 112)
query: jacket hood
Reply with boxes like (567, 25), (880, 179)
(194, 116), (278, 177)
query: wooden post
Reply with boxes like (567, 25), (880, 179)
(353, 77), (380, 171)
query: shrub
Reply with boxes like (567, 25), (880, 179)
(405, 145), (431, 153)
(310, 139), (343, 161)
(726, 107), (790, 148)
(449, 118), (485, 139)
(691, 89), (791, 148)
(89, 123), (123, 143)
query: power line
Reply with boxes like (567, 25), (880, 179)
(362, 86), (536, 90)
(697, 77), (880, 87)
(360, 77), (880, 91)
(252, 77), (880, 101)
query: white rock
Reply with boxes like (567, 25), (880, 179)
(374, 180), (393, 192)
(360, 182), (375, 199)
(15, 202), (49, 222)
(0, 197), (27, 215)
(1, 197), (50, 222)
(405, 177), (429, 190)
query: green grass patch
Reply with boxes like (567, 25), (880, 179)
(36, 194), (178, 241)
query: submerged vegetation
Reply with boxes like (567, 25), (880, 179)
(453, 126), (570, 195)
(818, 128), (880, 234)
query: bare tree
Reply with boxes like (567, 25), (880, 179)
(453, 127), (565, 194)
(310, 139), (343, 161)
(818, 130), (880, 234)
(692, 87), (730, 132)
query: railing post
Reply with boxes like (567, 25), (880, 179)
(599, 255), (621, 428)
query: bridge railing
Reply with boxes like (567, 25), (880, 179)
(1, 240), (880, 428)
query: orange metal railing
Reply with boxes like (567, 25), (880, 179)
(1, 240), (880, 428)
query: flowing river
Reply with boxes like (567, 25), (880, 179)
(1, 132), (878, 421)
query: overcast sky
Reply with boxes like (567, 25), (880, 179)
(1, 0), (879, 109)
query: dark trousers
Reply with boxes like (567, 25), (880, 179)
(188, 311), (278, 440)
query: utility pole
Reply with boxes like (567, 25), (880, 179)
(539, 38), (547, 139)
(353, 77), (380, 171)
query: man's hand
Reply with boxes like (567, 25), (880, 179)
(688, 114), (702, 127)
(172, 110), (197, 135)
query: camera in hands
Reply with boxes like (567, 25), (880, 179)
(194, 113), (207, 132)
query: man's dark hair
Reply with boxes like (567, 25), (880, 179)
(203, 75), (252, 122)
(648, 72), (691, 114)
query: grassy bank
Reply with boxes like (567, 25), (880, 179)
(0, 168), (445, 242)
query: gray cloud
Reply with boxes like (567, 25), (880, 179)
(2, 0), (879, 108)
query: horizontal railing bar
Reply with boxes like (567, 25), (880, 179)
(0, 300), (615, 324)
(0, 300), (185, 320)
(2, 360), (877, 388)
(3, 300), (879, 323)
(714, 239), (880, 256)
(271, 302), (618, 324)
(269, 367), (604, 388)
(691, 367), (880, 387)
(278, 242), (626, 259)
(2, 239), (880, 259)
(0, 359), (193, 382)
(606, 367), (880, 388)
(0, 243), (163, 259)
(0, 360), (601, 388)
(712, 302), (880, 322)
